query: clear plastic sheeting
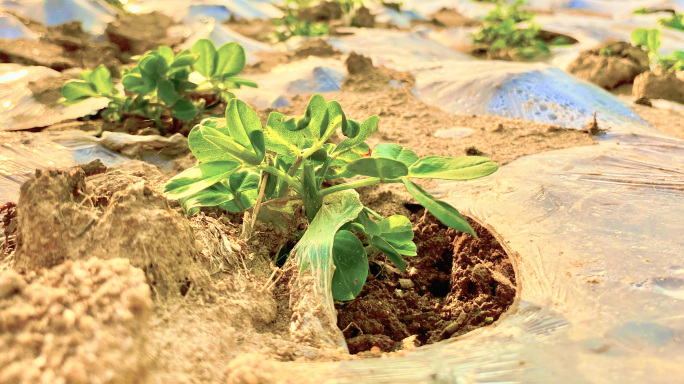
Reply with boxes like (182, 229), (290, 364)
(131, 0), (282, 21)
(0, 131), (126, 205)
(413, 61), (652, 132)
(0, 64), (109, 131)
(0, 12), (39, 39)
(176, 19), (275, 65)
(237, 57), (346, 108)
(328, 29), (473, 71)
(1, 0), (115, 35)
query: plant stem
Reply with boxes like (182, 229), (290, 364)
(259, 164), (305, 197)
(244, 173), (269, 239)
(261, 195), (301, 208)
(320, 177), (402, 197)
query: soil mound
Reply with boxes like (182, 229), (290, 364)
(105, 12), (181, 55)
(298, 1), (343, 22)
(295, 39), (338, 58)
(430, 8), (481, 28)
(0, 257), (151, 383)
(632, 67), (684, 105)
(13, 161), (211, 299)
(567, 41), (650, 90)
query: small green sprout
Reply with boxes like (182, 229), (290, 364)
(471, 0), (562, 60)
(164, 94), (498, 301)
(631, 27), (684, 72)
(61, 39), (257, 133)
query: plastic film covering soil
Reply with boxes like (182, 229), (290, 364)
(1, 0), (684, 382)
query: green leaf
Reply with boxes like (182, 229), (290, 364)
(224, 98), (265, 163)
(377, 215), (414, 243)
(179, 182), (235, 215)
(228, 171), (260, 193)
(401, 179), (476, 237)
(192, 38), (217, 78)
(172, 99), (197, 120)
(171, 50), (198, 68)
(188, 119), (238, 163)
(409, 156), (499, 180)
(227, 77), (258, 88)
(157, 79), (180, 105)
(202, 125), (262, 165)
(291, 190), (364, 301)
(264, 112), (309, 159)
(345, 157), (409, 179)
(331, 230), (368, 301)
(370, 236), (407, 271)
(164, 161), (241, 200)
(372, 143), (419, 167)
(334, 115), (378, 155)
(122, 73), (155, 94)
(157, 46), (174, 65)
(319, 100), (347, 143)
(222, 189), (258, 213)
(61, 81), (98, 101)
(215, 42), (246, 78)
(89, 64), (115, 95)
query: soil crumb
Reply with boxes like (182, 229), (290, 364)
(0, 257), (151, 383)
(567, 41), (650, 90)
(337, 194), (516, 354)
(633, 67), (684, 105)
(105, 12), (182, 55)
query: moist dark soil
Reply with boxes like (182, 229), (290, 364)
(337, 191), (516, 354)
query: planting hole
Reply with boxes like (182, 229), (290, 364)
(336, 196), (517, 355)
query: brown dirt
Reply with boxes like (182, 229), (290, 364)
(429, 8), (481, 28)
(105, 12), (182, 56)
(260, 84), (595, 166)
(633, 67), (684, 105)
(567, 41), (650, 90)
(336, 191), (516, 354)
(0, 257), (152, 383)
(298, 1), (343, 23)
(225, 17), (274, 44)
(351, 7), (376, 28)
(1, 16), (122, 72)
(12, 161), (212, 299)
(630, 103), (684, 139)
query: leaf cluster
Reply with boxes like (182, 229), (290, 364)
(471, 0), (556, 60)
(164, 94), (498, 301)
(633, 8), (684, 32)
(61, 39), (256, 132)
(631, 28), (684, 72)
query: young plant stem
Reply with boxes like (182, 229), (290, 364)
(258, 164), (305, 197)
(243, 173), (269, 240)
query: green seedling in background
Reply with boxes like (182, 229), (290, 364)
(471, 0), (567, 60)
(633, 8), (684, 32)
(631, 27), (684, 72)
(61, 39), (256, 133)
(272, 0), (366, 41)
(164, 94), (498, 301)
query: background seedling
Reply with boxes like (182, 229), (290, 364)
(61, 39), (257, 134)
(631, 27), (684, 72)
(164, 94), (498, 301)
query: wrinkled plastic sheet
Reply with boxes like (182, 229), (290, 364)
(176, 19), (275, 65)
(0, 131), (127, 205)
(0, 64), (109, 131)
(0, 12), (39, 39)
(0, 0), (115, 35)
(131, 0), (282, 21)
(237, 57), (346, 108)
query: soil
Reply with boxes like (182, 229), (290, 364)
(567, 41), (650, 90)
(630, 103), (684, 139)
(1, 16), (122, 73)
(632, 67), (684, 105)
(337, 198), (516, 354)
(429, 8), (481, 28)
(105, 12), (182, 56)
(257, 53), (595, 166)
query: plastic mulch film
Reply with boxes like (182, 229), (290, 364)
(0, 64), (109, 131)
(1, 0), (115, 34)
(0, 12), (39, 39)
(131, 0), (282, 21)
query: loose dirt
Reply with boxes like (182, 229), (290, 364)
(337, 198), (516, 354)
(633, 67), (684, 105)
(567, 41), (650, 90)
